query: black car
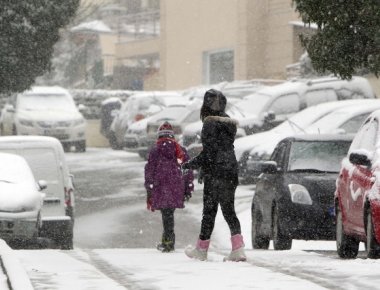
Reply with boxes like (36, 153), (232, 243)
(251, 134), (353, 250)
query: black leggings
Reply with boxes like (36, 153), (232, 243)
(161, 208), (175, 244)
(199, 177), (241, 240)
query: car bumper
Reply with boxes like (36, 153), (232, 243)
(0, 210), (39, 240)
(278, 202), (336, 240)
(17, 124), (86, 143)
(40, 216), (73, 240)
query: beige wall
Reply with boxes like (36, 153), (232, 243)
(161, 0), (240, 90)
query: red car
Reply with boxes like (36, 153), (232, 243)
(335, 110), (380, 259)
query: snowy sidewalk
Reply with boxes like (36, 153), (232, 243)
(0, 239), (33, 290)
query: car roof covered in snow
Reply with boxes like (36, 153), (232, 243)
(281, 134), (355, 143)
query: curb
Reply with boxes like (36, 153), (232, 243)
(0, 240), (33, 290)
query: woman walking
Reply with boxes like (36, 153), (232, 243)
(182, 89), (246, 262)
(145, 121), (194, 252)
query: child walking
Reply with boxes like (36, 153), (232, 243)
(144, 121), (194, 252)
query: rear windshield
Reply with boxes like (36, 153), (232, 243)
(288, 141), (351, 173)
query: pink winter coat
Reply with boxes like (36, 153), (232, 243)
(144, 139), (194, 210)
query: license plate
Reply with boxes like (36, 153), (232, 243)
(44, 129), (65, 135)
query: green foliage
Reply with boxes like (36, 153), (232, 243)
(0, 0), (79, 94)
(293, 0), (380, 79)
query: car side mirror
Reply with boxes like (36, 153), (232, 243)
(261, 161), (278, 174)
(38, 180), (48, 191)
(264, 111), (276, 122)
(349, 151), (372, 167)
(78, 104), (88, 113)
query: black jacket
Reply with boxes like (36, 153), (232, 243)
(186, 113), (239, 183)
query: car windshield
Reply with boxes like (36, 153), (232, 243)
(288, 140), (351, 172)
(151, 107), (191, 123)
(306, 111), (369, 134)
(234, 93), (271, 116)
(18, 94), (77, 111)
(0, 158), (35, 185)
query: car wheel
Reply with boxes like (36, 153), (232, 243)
(12, 125), (17, 135)
(336, 206), (359, 258)
(272, 205), (292, 250)
(366, 210), (380, 258)
(58, 224), (74, 250)
(251, 209), (270, 249)
(76, 140), (86, 152)
(62, 143), (71, 152)
(109, 132), (122, 150)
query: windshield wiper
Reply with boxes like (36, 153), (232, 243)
(285, 118), (306, 134)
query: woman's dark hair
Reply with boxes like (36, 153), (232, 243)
(200, 89), (227, 121)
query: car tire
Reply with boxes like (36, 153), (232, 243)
(76, 140), (86, 153)
(336, 206), (359, 258)
(109, 132), (122, 150)
(366, 210), (380, 259)
(272, 205), (292, 250)
(12, 125), (17, 135)
(251, 208), (270, 249)
(62, 143), (71, 152)
(59, 224), (74, 250)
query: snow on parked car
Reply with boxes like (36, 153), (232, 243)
(0, 86), (87, 152)
(109, 91), (187, 149)
(0, 152), (45, 242)
(235, 99), (380, 183)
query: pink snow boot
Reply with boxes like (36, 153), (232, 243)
(185, 239), (210, 261)
(224, 234), (247, 262)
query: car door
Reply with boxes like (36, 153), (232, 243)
(257, 141), (288, 231)
(342, 118), (378, 234)
(266, 94), (300, 129)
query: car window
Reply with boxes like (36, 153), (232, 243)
(305, 89), (337, 107)
(268, 93), (300, 115)
(270, 142), (287, 168)
(349, 118), (378, 153)
(184, 110), (200, 123)
(288, 141), (351, 172)
(339, 113), (369, 134)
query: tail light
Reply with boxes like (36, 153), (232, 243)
(64, 187), (73, 208)
(134, 113), (145, 122)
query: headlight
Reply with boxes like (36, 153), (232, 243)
(73, 118), (85, 126)
(288, 184), (312, 205)
(18, 118), (33, 127)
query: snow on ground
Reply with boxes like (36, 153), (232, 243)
(12, 149), (380, 289)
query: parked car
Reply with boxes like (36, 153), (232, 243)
(0, 152), (45, 242)
(236, 99), (380, 183)
(0, 136), (75, 249)
(109, 91), (186, 149)
(0, 86), (87, 152)
(100, 97), (122, 139)
(335, 109), (380, 259)
(234, 76), (375, 135)
(143, 106), (201, 158)
(251, 135), (353, 250)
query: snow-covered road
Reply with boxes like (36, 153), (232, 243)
(11, 148), (380, 289)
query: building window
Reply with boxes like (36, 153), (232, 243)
(203, 49), (234, 84)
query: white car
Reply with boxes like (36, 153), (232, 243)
(0, 136), (75, 249)
(0, 86), (86, 152)
(0, 152), (45, 242)
(233, 76), (375, 135)
(109, 91), (187, 149)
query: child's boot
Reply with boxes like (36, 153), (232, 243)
(224, 234), (247, 262)
(185, 239), (210, 261)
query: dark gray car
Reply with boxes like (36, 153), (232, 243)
(251, 134), (353, 250)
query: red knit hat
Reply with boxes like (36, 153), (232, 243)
(157, 121), (174, 138)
